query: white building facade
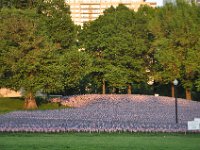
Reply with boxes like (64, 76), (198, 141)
(65, 0), (156, 26)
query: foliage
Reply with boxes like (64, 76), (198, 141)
(36, 0), (77, 49)
(0, 8), (64, 96)
(80, 5), (149, 90)
(0, 0), (36, 9)
(61, 50), (93, 94)
(0, 1), (200, 101)
(147, 2), (200, 97)
(0, 1), (78, 109)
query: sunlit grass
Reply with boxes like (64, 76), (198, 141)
(0, 133), (200, 150)
(0, 97), (24, 114)
(0, 97), (67, 114)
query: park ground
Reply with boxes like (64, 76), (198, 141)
(0, 97), (65, 114)
(0, 97), (200, 150)
(0, 133), (200, 150)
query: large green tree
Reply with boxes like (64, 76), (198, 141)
(148, 3), (182, 97)
(80, 5), (149, 94)
(0, 0), (91, 109)
(36, 0), (77, 50)
(61, 50), (93, 95)
(0, 0), (79, 109)
(0, 8), (65, 109)
(149, 2), (200, 100)
(0, 0), (36, 9)
(172, 2), (200, 100)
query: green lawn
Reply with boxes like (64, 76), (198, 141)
(0, 97), (66, 114)
(0, 98), (200, 150)
(0, 97), (24, 114)
(0, 133), (200, 150)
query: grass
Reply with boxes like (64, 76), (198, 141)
(0, 97), (24, 114)
(0, 98), (200, 149)
(0, 97), (66, 114)
(0, 98), (199, 150)
(0, 133), (200, 150)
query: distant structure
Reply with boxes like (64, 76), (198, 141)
(65, 0), (157, 26)
(0, 88), (21, 97)
(193, 0), (200, 4)
(163, 0), (200, 5)
(163, 0), (176, 5)
(0, 88), (47, 98)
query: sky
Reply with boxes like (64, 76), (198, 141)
(146, 0), (163, 6)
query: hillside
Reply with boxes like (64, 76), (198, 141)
(0, 94), (200, 132)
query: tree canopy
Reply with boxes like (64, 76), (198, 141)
(149, 2), (200, 99)
(79, 5), (151, 93)
(0, 0), (79, 109)
(0, 1), (200, 109)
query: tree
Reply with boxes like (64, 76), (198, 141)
(0, 8), (64, 109)
(36, 0), (77, 50)
(149, 1), (200, 100)
(61, 50), (93, 95)
(172, 2), (200, 100)
(80, 5), (149, 94)
(0, 0), (36, 9)
(1, 0), (89, 108)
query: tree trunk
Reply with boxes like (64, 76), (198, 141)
(171, 83), (175, 98)
(24, 92), (38, 109)
(127, 84), (132, 94)
(116, 88), (119, 94)
(186, 88), (192, 100)
(102, 79), (106, 94)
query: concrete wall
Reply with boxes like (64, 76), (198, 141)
(0, 88), (22, 97)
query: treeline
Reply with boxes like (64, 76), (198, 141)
(0, 0), (200, 109)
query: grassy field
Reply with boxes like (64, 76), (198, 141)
(0, 97), (65, 114)
(0, 133), (200, 150)
(0, 98), (200, 150)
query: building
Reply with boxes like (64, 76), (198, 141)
(194, 0), (200, 4)
(0, 88), (22, 97)
(65, 0), (157, 26)
(163, 0), (200, 5)
(163, 0), (176, 5)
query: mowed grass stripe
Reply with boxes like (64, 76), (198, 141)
(0, 133), (200, 150)
(0, 97), (66, 114)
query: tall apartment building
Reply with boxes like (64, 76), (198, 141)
(192, 0), (200, 4)
(163, 0), (200, 5)
(65, 0), (156, 26)
(197, 0), (200, 4)
(163, 0), (176, 5)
